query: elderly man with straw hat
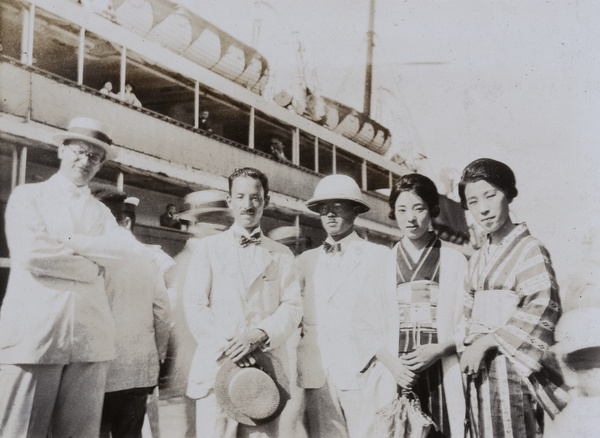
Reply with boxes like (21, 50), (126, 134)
(0, 117), (138, 437)
(296, 174), (399, 438)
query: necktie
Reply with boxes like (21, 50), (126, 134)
(323, 242), (342, 254)
(238, 233), (261, 247)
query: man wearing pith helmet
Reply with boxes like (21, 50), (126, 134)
(296, 174), (399, 437)
(0, 117), (136, 437)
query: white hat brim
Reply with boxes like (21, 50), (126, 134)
(214, 352), (289, 426)
(53, 132), (118, 161)
(176, 207), (231, 223)
(305, 195), (371, 213)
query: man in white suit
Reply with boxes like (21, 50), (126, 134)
(183, 167), (303, 437)
(296, 175), (399, 438)
(0, 117), (137, 437)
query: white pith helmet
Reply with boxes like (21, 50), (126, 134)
(305, 174), (370, 213)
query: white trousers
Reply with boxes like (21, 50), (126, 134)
(0, 362), (108, 438)
(304, 362), (396, 438)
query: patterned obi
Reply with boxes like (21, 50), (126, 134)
(397, 280), (439, 353)
(465, 289), (520, 345)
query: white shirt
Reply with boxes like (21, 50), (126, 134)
(319, 231), (359, 291)
(231, 223), (262, 289)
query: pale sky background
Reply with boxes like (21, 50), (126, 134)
(184, 0), (600, 291)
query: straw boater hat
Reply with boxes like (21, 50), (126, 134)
(176, 190), (231, 223)
(214, 351), (290, 426)
(53, 117), (118, 161)
(305, 174), (370, 213)
(267, 226), (305, 246)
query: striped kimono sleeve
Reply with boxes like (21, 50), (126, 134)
(494, 239), (561, 373)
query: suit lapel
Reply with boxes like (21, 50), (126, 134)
(38, 180), (75, 237)
(216, 230), (274, 295)
(214, 230), (247, 296)
(245, 242), (273, 288)
(325, 242), (363, 302)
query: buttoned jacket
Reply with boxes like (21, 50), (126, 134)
(296, 232), (399, 390)
(183, 228), (303, 398)
(103, 240), (173, 392)
(0, 173), (136, 364)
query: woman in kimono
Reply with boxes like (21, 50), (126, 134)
(388, 173), (468, 437)
(458, 158), (564, 438)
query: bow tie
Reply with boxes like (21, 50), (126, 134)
(237, 233), (261, 247)
(323, 242), (342, 254)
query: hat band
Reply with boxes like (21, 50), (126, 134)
(68, 127), (112, 145)
(183, 200), (229, 210)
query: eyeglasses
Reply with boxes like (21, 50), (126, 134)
(319, 202), (346, 216)
(66, 145), (105, 165)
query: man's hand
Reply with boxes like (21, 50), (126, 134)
(224, 329), (268, 366)
(460, 333), (497, 376)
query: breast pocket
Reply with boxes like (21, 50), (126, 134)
(261, 278), (280, 312)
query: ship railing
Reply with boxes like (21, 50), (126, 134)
(0, 0), (399, 194)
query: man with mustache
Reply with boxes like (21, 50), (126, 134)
(183, 167), (302, 437)
(0, 117), (137, 437)
(296, 174), (398, 438)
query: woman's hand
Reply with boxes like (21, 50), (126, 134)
(390, 357), (417, 389)
(460, 333), (497, 376)
(403, 344), (444, 373)
(375, 348), (417, 390)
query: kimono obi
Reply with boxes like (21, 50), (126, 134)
(397, 280), (439, 353)
(465, 289), (520, 344)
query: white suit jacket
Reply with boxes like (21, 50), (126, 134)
(103, 240), (173, 392)
(183, 228), (303, 398)
(296, 232), (399, 390)
(0, 173), (137, 364)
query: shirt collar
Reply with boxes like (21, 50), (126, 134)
(324, 231), (360, 248)
(231, 223), (262, 239)
(51, 172), (91, 196)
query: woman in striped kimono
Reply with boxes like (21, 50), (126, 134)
(458, 158), (565, 438)
(388, 174), (468, 437)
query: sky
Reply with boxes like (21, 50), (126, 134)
(185, 0), (600, 290)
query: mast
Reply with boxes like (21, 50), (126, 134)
(363, 0), (376, 116)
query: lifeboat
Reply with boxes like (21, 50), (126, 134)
(112, 0), (269, 94)
(109, 0), (390, 154)
(321, 97), (392, 155)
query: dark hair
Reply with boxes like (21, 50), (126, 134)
(563, 346), (600, 372)
(228, 167), (269, 198)
(388, 173), (440, 220)
(166, 203), (176, 210)
(458, 158), (518, 209)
